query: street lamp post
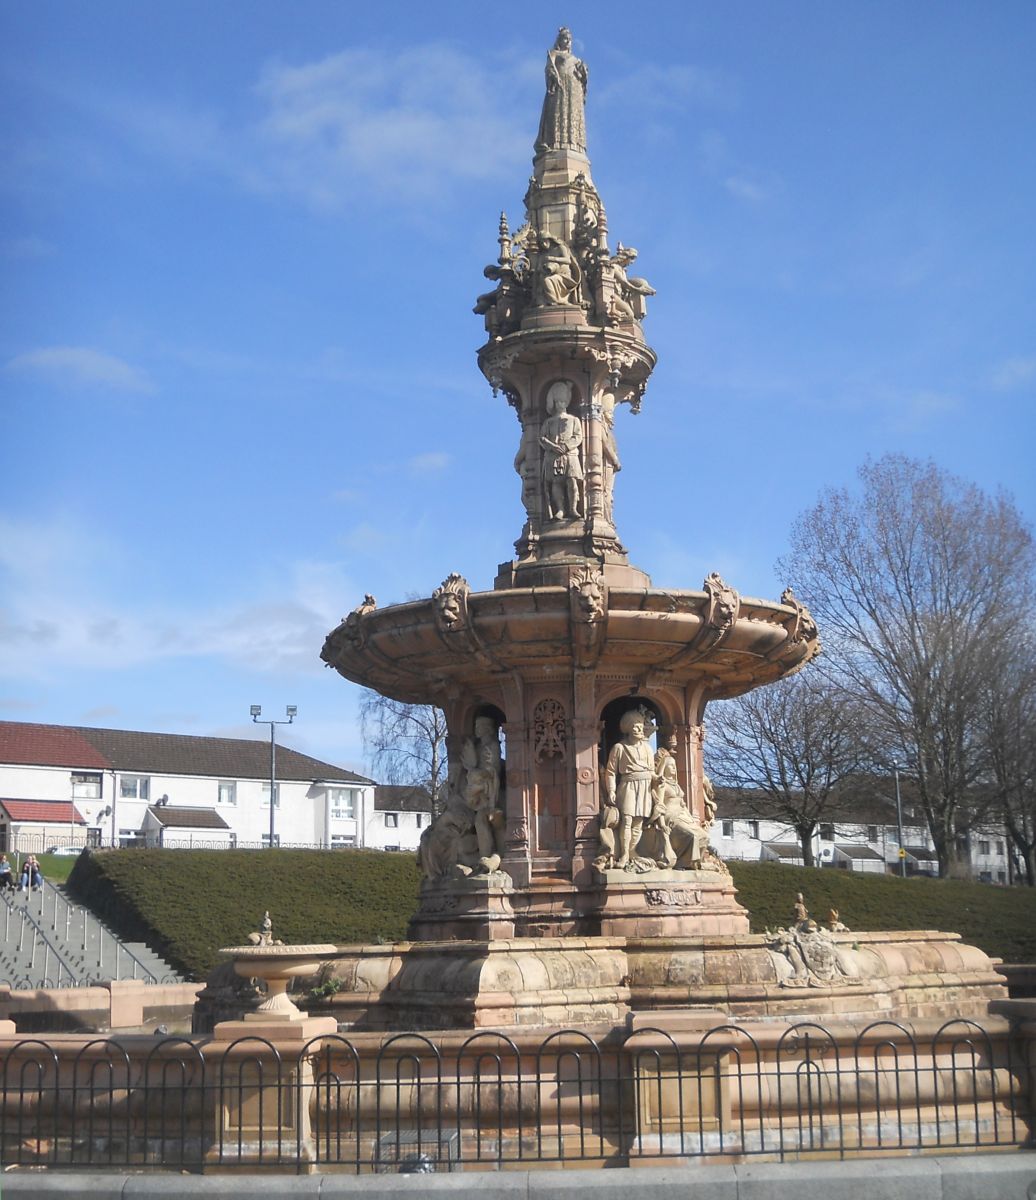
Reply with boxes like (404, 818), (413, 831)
(893, 764), (907, 878)
(250, 705), (297, 848)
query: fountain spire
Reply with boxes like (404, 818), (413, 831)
(474, 29), (657, 590)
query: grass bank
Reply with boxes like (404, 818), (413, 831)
(66, 849), (1036, 981)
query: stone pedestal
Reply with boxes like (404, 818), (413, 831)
(407, 871), (516, 941)
(590, 868), (750, 937)
(321, 936), (630, 1031)
(206, 1010), (338, 1172)
(625, 1008), (736, 1163)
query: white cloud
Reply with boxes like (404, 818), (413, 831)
(6, 346), (155, 394)
(13, 40), (534, 217)
(408, 451), (451, 474)
(990, 356), (1036, 391)
(82, 704), (120, 721)
(0, 514), (353, 679)
(252, 44), (530, 207)
(596, 64), (737, 111)
(339, 522), (392, 554)
(885, 389), (960, 434)
(698, 132), (779, 205)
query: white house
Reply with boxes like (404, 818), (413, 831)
(711, 787), (1013, 882)
(365, 786), (433, 853)
(0, 721), (375, 853)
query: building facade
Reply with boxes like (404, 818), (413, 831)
(711, 788), (1013, 882)
(0, 722), (375, 853)
(365, 786), (433, 853)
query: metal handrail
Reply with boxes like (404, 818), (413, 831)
(0, 889), (78, 986)
(44, 884), (162, 984)
(1, 887), (162, 985)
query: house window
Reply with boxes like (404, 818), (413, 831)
(721, 820), (733, 838)
(819, 824), (834, 841)
(748, 820), (759, 839)
(261, 833), (281, 848)
(331, 835), (356, 849)
(415, 813), (425, 829)
(218, 781), (237, 806)
(119, 775), (150, 800)
(867, 825), (878, 843)
(72, 772), (102, 799)
(979, 840), (990, 855)
(384, 812), (398, 828)
(330, 788), (357, 819)
(261, 784), (280, 808)
(997, 842), (1005, 857)
(228, 833), (237, 848)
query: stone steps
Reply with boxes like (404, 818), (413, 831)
(0, 883), (184, 988)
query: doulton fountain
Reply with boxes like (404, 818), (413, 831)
(318, 28), (1005, 1034)
(0, 32), (1024, 1180)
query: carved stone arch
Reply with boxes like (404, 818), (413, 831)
(594, 681), (681, 734)
(598, 694), (665, 767)
(538, 375), (583, 412)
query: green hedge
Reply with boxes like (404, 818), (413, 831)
(66, 849), (1036, 982)
(67, 848), (421, 979)
(728, 861), (1036, 964)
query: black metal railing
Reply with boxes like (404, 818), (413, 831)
(0, 1020), (1031, 1173)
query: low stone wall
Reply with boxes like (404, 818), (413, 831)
(1, 1003), (1033, 1173)
(0, 980), (203, 1033)
(314, 930), (1008, 1030)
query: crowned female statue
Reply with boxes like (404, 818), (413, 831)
(535, 27), (588, 154)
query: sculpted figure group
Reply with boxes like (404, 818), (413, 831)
(764, 895), (861, 988)
(595, 710), (717, 873)
(474, 29), (655, 338)
(418, 716), (506, 882)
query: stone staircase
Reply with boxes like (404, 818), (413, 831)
(0, 883), (184, 988)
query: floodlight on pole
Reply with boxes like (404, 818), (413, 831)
(251, 704), (297, 848)
(893, 764), (907, 878)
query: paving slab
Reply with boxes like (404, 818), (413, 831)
(734, 1155), (943, 1200)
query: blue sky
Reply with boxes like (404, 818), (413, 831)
(2, 1), (1034, 774)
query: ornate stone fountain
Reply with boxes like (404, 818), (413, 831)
(319, 29), (1004, 1031)
(218, 913), (333, 1018)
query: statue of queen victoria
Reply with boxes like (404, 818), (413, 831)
(535, 27), (588, 154)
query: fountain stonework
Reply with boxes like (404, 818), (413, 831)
(319, 30), (1006, 1033)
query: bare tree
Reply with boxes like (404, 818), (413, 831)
(359, 691), (449, 814)
(706, 672), (864, 865)
(980, 630), (1036, 885)
(779, 455), (1035, 877)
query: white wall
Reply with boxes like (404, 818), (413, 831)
(363, 808), (427, 853)
(0, 762), (374, 851)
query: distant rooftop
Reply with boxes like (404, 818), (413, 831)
(375, 785), (434, 814)
(0, 799), (87, 825)
(0, 721), (373, 785)
(146, 805), (230, 830)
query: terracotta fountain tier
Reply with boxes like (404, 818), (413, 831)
(321, 574), (819, 942)
(318, 28), (1005, 1031)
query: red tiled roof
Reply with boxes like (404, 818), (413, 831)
(0, 724), (109, 769)
(0, 721), (372, 784)
(0, 799), (87, 824)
